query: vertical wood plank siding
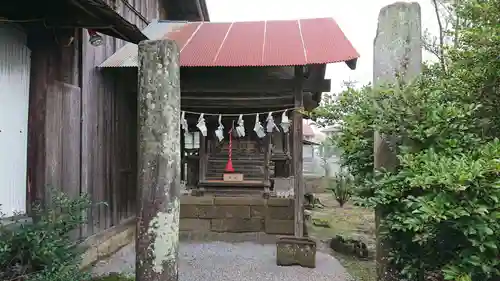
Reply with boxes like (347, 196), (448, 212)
(28, 0), (159, 239)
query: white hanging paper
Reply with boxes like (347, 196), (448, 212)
(196, 113), (207, 137)
(215, 114), (224, 142)
(280, 109), (291, 133)
(181, 111), (189, 133)
(253, 113), (266, 138)
(266, 112), (277, 133)
(235, 114), (245, 137)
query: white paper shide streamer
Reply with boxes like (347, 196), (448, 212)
(253, 113), (266, 138)
(196, 113), (207, 137)
(215, 114), (224, 141)
(280, 109), (291, 133)
(235, 114), (245, 137)
(180, 111), (189, 134)
(266, 112), (277, 133)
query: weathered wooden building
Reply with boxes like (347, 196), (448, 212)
(0, 0), (208, 240)
(100, 19), (359, 235)
(101, 19), (358, 193)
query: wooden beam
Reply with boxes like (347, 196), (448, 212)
(181, 78), (330, 93)
(181, 96), (291, 101)
(181, 92), (318, 111)
(292, 66), (304, 238)
(181, 102), (294, 109)
(68, 0), (130, 40)
(68, 0), (147, 43)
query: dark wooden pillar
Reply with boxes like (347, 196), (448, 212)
(27, 34), (49, 210)
(283, 131), (290, 155)
(180, 131), (185, 180)
(263, 132), (272, 192)
(292, 66), (304, 237)
(198, 134), (207, 184)
(136, 39), (181, 281)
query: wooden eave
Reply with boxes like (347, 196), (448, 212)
(0, 0), (147, 44)
(160, 0), (210, 21)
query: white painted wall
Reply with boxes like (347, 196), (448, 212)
(0, 24), (31, 217)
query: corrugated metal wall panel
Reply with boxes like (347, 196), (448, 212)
(0, 24), (31, 216)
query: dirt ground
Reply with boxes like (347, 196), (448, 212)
(306, 191), (376, 281)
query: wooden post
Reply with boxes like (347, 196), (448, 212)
(198, 134), (206, 182)
(136, 39), (181, 281)
(263, 132), (272, 192)
(292, 66), (304, 237)
(180, 132), (185, 181)
(373, 3), (422, 281)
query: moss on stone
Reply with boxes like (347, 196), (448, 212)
(92, 273), (135, 281)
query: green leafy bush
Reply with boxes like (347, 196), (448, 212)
(92, 273), (135, 281)
(0, 189), (94, 281)
(311, 1), (500, 280)
(327, 172), (354, 207)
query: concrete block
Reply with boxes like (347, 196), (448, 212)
(214, 197), (265, 206)
(265, 219), (294, 235)
(267, 206), (294, 220)
(181, 195), (214, 205)
(250, 205), (267, 218)
(276, 236), (317, 268)
(267, 198), (293, 207)
(213, 206), (251, 219)
(180, 218), (211, 232)
(180, 205), (216, 218)
(180, 204), (199, 218)
(79, 218), (135, 269)
(211, 218), (263, 233)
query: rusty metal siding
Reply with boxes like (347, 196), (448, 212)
(0, 24), (31, 217)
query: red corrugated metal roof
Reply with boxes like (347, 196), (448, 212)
(99, 18), (359, 68)
(166, 18), (359, 67)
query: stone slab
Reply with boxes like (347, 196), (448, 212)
(267, 198), (294, 207)
(181, 195), (214, 205)
(180, 218), (211, 232)
(267, 206), (294, 220)
(214, 197), (266, 206)
(213, 205), (251, 219)
(265, 219), (294, 235)
(211, 218), (263, 233)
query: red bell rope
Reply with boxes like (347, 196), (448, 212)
(225, 125), (235, 172)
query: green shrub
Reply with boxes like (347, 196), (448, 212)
(0, 189), (94, 281)
(311, 1), (500, 280)
(92, 273), (135, 281)
(327, 172), (354, 207)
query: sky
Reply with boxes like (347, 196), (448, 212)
(205, 0), (439, 94)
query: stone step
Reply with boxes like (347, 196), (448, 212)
(203, 189), (265, 196)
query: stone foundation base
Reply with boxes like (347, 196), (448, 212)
(276, 236), (317, 268)
(180, 195), (295, 235)
(80, 218), (135, 268)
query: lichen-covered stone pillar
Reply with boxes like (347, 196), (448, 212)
(292, 65), (304, 237)
(136, 39), (181, 281)
(373, 2), (422, 281)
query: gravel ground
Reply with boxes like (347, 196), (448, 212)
(92, 241), (353, 281)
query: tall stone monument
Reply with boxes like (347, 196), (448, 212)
(373, 2), (422, 280)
